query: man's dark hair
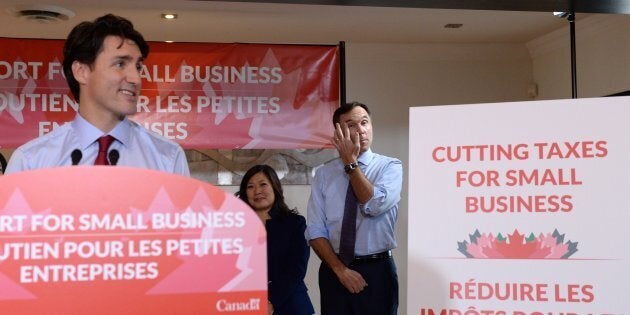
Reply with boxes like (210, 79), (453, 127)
(62, 14), (149, 102)
(332, 101), (371, 126)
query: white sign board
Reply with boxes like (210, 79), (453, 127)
(408, 97), (628, 315)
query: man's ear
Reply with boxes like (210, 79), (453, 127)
(72, 61), (89, 85)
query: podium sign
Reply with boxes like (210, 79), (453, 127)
(0, 167), (267, 314)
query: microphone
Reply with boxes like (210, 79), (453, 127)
(71, 149), (82, 165)
(108, 149), (119, 166)
(0, 152), (6, 174)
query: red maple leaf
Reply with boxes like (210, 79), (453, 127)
(494, 230), (538, 259)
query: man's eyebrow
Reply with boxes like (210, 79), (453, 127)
(112, 55), (143, 63)
(112, 55), (133, 61)
(344, 115), (369, 123)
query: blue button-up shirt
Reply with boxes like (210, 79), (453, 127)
(306, 149), (402, 255)
(6, 114), (189, 176)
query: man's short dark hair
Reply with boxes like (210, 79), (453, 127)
(62, 14), (149, 102)
(333, 101), (371, 126)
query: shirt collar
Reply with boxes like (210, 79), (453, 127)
(357, 148), (374, 166)
(109, 118), (131, 146)
(72, 114), (130, 148)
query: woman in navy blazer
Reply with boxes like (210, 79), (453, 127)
(237, 165), (315, 315)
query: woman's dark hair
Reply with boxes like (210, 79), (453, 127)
(62, 14), (149, 102)
(236, 164), (297, 216)
(333, 101), (371, 126)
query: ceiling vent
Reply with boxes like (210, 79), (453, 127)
(6, 5), (75, 23)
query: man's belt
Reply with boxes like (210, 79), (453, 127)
(351, 250), (392, 264)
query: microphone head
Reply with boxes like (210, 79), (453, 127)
(71, 149), (82, 166)
(108, 149), (120, 166)
(0, 152), (6, 174)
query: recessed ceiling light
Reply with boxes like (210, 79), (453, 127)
(444, 23), (463, 29)
(161, 13), (177, 20)
(165, 40), (174, 43)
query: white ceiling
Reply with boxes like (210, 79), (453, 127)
(0, 0), (593, 45)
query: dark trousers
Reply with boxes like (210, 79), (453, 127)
(319, 257), (398, 315)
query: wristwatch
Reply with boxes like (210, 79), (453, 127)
(344, 162), (358, 173)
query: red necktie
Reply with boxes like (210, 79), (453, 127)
(94, 135), (115, 165)
(339, 182), (358, 265)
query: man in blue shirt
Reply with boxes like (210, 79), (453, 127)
(5, 14), (189, 176)
(306, 101), (402, 314)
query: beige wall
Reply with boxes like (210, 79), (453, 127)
(528, 14), (630, 99)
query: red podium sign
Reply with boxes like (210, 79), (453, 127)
(0, 167), (267, 314)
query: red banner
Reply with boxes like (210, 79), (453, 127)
(0, 38), (340, 149)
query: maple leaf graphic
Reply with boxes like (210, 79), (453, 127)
(494, 230), (538, 259)
(458, 229), (578, 259)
